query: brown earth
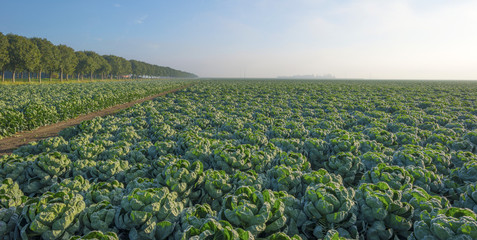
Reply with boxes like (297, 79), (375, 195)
(0, 83), (193, 156)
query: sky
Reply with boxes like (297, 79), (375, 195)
(1, 0), (477, 79)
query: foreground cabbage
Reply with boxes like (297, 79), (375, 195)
(18, 191), (85, 240)
(182, 218), (254, 240)
(220, 186), (287, 236)
(303, 183), (358, 239)
(355, 182), (414, 239)
(69, 231), (119, 240)
(409, 208), (477, 240)
(115, 187), (183, 240)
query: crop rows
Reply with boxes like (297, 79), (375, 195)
(1, 80), (477, 239)
(0, 80), (189, 138)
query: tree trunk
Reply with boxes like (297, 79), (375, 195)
(77, 73), (80, 81)
(49, 72), (52, 81)
(110, 74), (113, 80)
(12, 71), (16, 83)
(60, 69), (63, 81)
(1, 71), (4, 82)
(28, 72), (31, 82)
(39, 71), (42, 83)
(66, 74), (69, 81)
(101, 73), (104, 80)
(81, 74), (84, 81)
(90, 72), (93, 80)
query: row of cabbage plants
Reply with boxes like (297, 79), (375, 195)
(1, 79), (477, 239)
(0, 79), (189, 138)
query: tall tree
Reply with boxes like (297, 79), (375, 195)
(75, 51), (88, 81)
(47, 46), (60, 81)
(130, 60), (146, 79)
(104, 55), (121, 80)
(84, 51), (101, 80)
(57, 45), (77, 81)
(24, 41), (40, 82)
(96, 56), (111, 80)
(0, 33), (9, 82)
(6, 34), (40, 83)
(119, 57), (131, 78)
(30, 37), (56, 83)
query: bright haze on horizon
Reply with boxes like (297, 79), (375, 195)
(1, 0), (476, 80)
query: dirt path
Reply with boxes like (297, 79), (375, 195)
(0, 84), (193, 156)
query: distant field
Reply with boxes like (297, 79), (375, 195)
(0, 79), (190, 138)
(1, 79), (477, 239)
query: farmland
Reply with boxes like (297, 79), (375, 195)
(1, 79), (477, 239)
(0, 80), (190, 139)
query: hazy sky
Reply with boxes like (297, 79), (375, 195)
(1, 0), (477, 79)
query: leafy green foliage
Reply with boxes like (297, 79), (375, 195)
(2, 80), (477, 239)
(0, 178), (24, 208)
(19, 191), (86, 239)
(324, 152), (363, 186)
(70, 231), (119, 240)
(115, 187), (183, 239)
(0, 80), (188, 138)
(361, 163), (413, 190)
(303, 183), (358, 239)
(220, 186), (286, 236)
(409, 208), (477, 240)
(356, 182), (414, 239)
(456, 183), (477, 214)
(182, 218), (253, 240)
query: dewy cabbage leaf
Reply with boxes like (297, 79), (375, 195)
(456, 182), (477, 214)
(409, 207), (477, 240)
(69, 231), (119, 240)
(303, 183), (358, 239)
(0, 207), (20, 239)
(84, 180), (125, 206)
(401, 186), (450, 221)
(267, 165), (304, 197)
(360, 163), (413, 191)
(155, 159), (204, 202)
(324, 152), (363, 186)
(114, 187), (183, 240)
(181, 218), (253, 240)
(303, 138), (329, 170)
(0, 178), (25, 208)
(220, 186), (287, 236)
(356, 182), (414, 239)
(202, 169), (233, 210)
(19, 191), (86, 240)
(22, 152), (72, 196)
(79, 200), (117, 235)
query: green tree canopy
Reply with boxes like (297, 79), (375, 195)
(119, 57), (131, 77)
(30, 37), (56, 83)
(84, 51), (101, 80)
(57, 44), (78, 81)
(96, 56), (111, 80)
(0, 33), (9, 82)
(103, 55), (121, 79)
(6, 34), (40, 82)
(1, 33), (197, 82)
(75, 51), (88, 80)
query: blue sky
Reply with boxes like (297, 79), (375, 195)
(1, 0), (477, 79)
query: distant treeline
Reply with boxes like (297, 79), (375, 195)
(0, 32), (197, 82)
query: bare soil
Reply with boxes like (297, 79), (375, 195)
(0, 84), (193, 156)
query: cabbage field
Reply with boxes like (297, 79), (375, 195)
(1, 79), (477, 240)
(0, 80), (189, 139)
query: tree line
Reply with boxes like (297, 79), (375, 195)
(0, 32), (197, 83)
